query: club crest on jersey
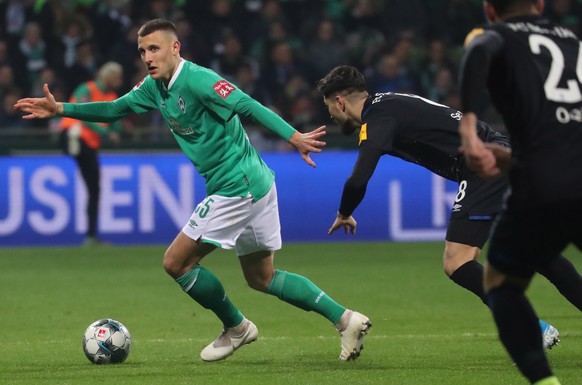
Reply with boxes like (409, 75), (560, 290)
(213, 80), (236, 99)
(178, 96), (186, 113)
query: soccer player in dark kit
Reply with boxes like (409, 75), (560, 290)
(316, 65), (582, 353)
(458, 0), (582, 384)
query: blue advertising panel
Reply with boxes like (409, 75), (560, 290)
(0, 152), (459, 246)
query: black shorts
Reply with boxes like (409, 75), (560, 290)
(445, 171), (508, 248)
(487, 198), (582, 279)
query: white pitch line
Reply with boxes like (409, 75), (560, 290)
(6, 331), (582, 346)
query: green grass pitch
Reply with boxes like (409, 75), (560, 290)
(1, 242), (580, 385)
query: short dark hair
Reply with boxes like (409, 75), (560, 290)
(316, 65), (367, 98)
(486, 0), (537, 16)
(137, 19), (177, 38)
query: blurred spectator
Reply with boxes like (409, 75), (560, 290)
(31, 67), (61, 98)
(250, 20), (304, 66)
(341, 1), (386, 70)
(425, 67), (456, 105)
(343, 0), (385, 36)
(58, 19), (86, 69)
(366, 53), (416, 94)
(0, 65), (16, 101)
(545, 0), (581, 37)
(427, 0), (484, 45)
(89, 0), (133, 57)
(3, 0), (581, 149)
(0, 40), (12, 68)
(195, 0), (247, 60)
(305, 19), (349, 79)
(18, 22), (48, 95)
(110, 24), (142, 93)
(59, 62), (125, 246)
(210, 34), (260, 84)
(0, 39), (27, 92)
(379, 0), (428, 39)
(63, 40), (100, 97)
(418, 38), (457, 98)
(389, 33), (421, 93)
(140, 0), (174, 20)
(1, 0), (30, 46)
(261, 41), (311, 110)
(234, 62), (272, 107)
(245, 0), (287, 49)
(289, 90), (322, 133)
(174, 17), (211, 66)
(0, 89), (30, 129)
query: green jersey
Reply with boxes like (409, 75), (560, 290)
(62, 60), (297, 201)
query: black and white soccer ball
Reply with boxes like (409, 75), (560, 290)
(83, 319), (132, 364)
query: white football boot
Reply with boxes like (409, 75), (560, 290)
(200, 318), (258, 362)
(336, 310), (372, 361)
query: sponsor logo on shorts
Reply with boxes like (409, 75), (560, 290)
(452, 203), (462, 212)
(189, 219), (198, 228)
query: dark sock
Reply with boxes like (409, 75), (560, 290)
(487, 286), (553, 383)
(449, 260), (487, 303)
(538, 255), (582, 311)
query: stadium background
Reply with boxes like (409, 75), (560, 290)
(1, 0), (581, 246)
(1, 4), (582, 384)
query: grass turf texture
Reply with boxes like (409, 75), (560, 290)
(1, 242), (580, 385)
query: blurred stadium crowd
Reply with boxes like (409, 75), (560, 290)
(0, 0), (580, 150)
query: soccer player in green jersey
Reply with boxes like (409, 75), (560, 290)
(14, 19), (371, 362)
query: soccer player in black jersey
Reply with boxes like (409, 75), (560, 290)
(316, 64), (582, 355)
(458, 1), (582, 384)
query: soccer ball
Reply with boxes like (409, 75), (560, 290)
(83, 319), (132, 364)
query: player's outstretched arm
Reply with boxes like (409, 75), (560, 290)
(289, 125), (327, 168)
(14, 83), (63, 119)
(328, 212), (357, 235)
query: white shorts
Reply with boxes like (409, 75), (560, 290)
(182, 183), (282, 256)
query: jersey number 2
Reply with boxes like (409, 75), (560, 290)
(529, 34), (582, 103)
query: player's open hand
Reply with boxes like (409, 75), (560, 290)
(328, 213), (357, 235)
(289, 125), (327, 167)
(13, 83), (61, 119)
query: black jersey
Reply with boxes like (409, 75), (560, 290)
(461, 15), (582, 208)
(338, 92), (508, 216)
(360, 93), (507, 181)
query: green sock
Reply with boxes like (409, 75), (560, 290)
(533, 376), (561, 385)
(176, 265), (244, 328)
(266, 269), (346, 324)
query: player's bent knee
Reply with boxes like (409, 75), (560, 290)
(162, 251), (181, 277)
(246, 278), (270, 293)
(443, 257), (465, 277)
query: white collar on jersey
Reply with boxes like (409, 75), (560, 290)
(165, 58), (185, 91)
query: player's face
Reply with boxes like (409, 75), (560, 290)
(137, 30), (181, 83)
(323, 96), (359, 135)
